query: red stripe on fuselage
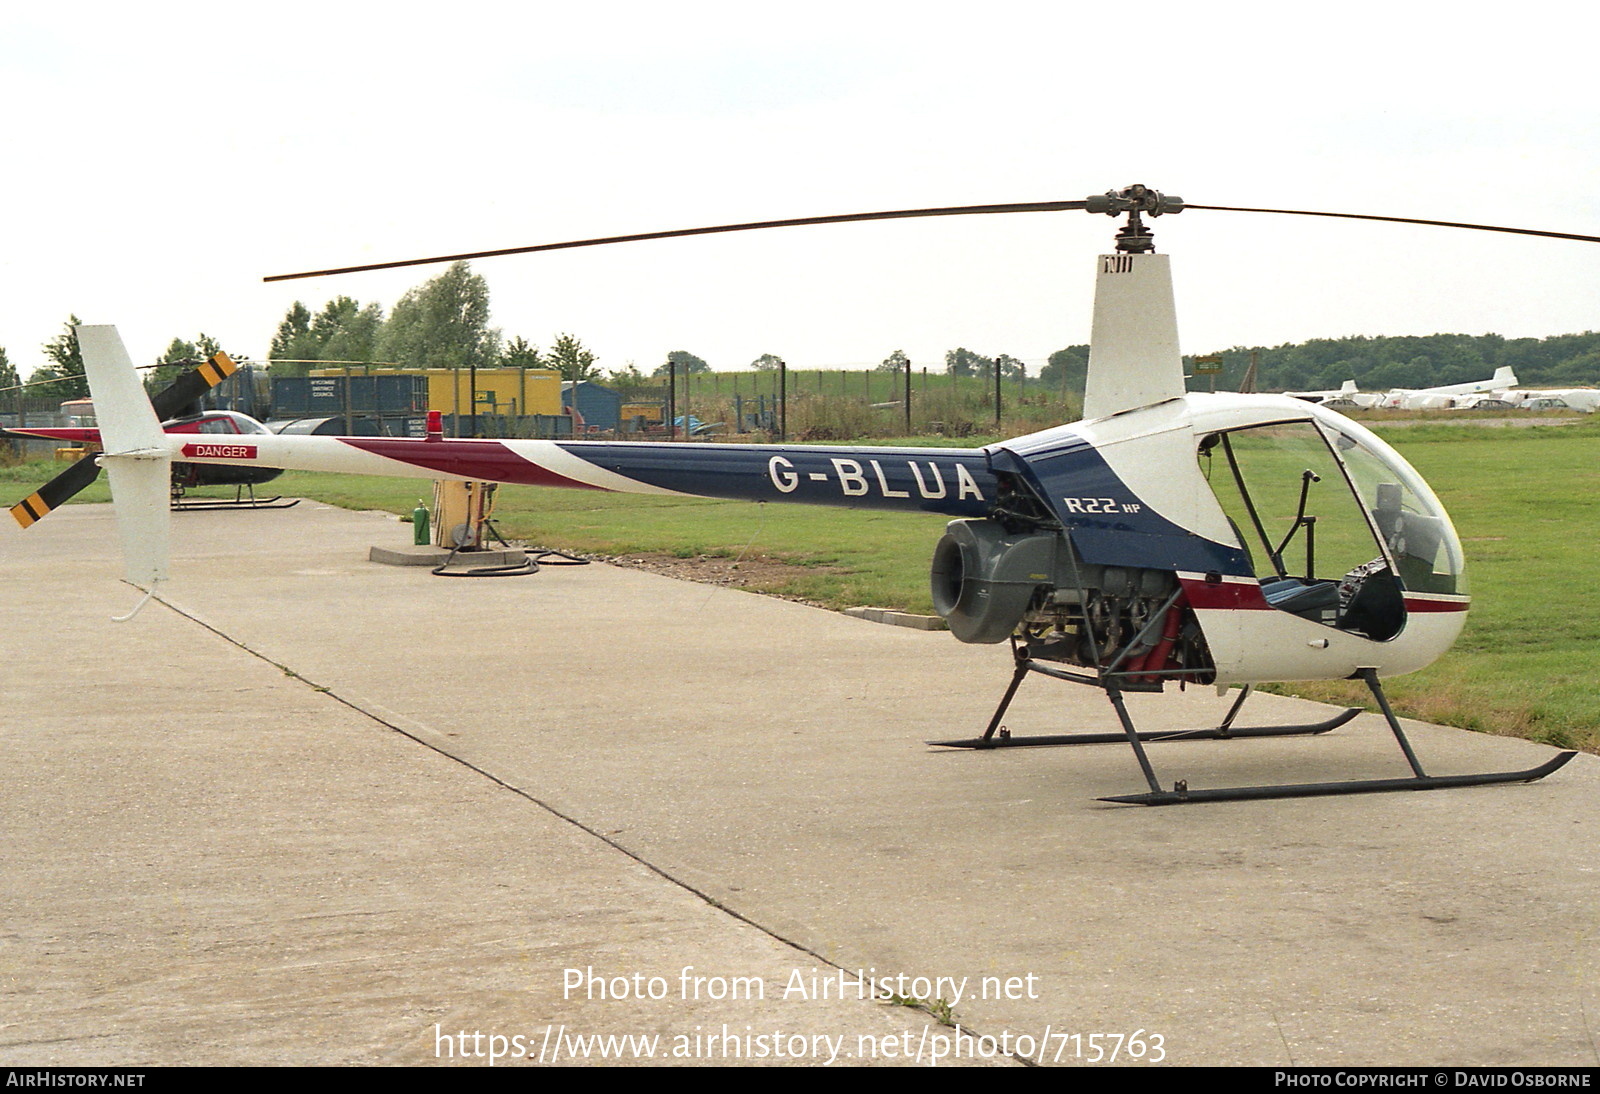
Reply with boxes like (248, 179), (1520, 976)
(1179, 577), (1270, 610)
(1400, 596), (1470, 613)
(337, 437), (600, 489)
(7, 427), (100, 442)
(1179, 575), (1469, 613)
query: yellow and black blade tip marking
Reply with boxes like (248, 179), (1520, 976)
(8, 456), (103, 529)
(200, 350), (239, 387)
(10, 492), (49, 529)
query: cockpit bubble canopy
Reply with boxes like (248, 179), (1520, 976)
(1199, 408), (1465, 639)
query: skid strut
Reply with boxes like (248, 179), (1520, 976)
(929, 647), (1358, 751)
(931, 654), (1576, 805)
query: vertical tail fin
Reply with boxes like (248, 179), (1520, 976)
(1082, 253), (1185, 419)
(77, 326), (171, 588)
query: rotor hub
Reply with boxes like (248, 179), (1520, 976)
(1086, 184), (1185, 253)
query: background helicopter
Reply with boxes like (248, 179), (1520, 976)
(5, 353), (290, 521)
(23, 185), (1596, 803)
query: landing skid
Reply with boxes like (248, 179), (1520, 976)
(171, 486), (301, 512)
(1100, 752), (1577, 805)
(931, 648), (1576, 804)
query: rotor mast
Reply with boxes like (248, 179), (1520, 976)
(1081, 185), (1188, 418)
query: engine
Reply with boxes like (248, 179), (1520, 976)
(928, 489), (1214, 688)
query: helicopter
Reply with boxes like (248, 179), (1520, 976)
(5, 354), (292, 519)
(18, 184), (1594, 804)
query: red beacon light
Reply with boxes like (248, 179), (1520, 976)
(425, 410), (443, 442)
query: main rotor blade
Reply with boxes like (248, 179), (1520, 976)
(1184, 204), (1600, 245)
(263, 200), (1091, 282)
(9, 455), (103, 529)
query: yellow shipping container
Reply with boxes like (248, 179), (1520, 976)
(620, 401), (664, 423)
(310, 367), (564, 417)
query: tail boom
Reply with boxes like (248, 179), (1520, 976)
(176, 435), (998, 517)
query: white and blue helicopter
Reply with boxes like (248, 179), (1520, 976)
(16, 185), (1592, 803)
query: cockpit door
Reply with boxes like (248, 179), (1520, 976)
(1200, 421), (1406, 641)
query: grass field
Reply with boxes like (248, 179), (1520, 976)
(6, 418), (1596, 752)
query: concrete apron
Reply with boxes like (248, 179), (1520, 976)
(3, 502), (1595, 1066)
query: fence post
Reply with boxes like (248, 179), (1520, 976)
(994, 357), (1002, 429)
(904, 357), (912, 434)
(778, 359), (787, 441)
(667, 360), (677, 440)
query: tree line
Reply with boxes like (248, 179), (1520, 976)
(264, 262), (1098, 397)
(9, 260), (1597, 409)
(1183, 331), (1600, 393)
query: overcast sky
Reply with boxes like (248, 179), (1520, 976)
(4, 2), (1597, 379)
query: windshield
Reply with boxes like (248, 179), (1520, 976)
(1315, 419), (1467, 596)
(1198, 414), (1466, 643)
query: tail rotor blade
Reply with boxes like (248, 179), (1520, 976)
(8, 351), (239, 530)
(150, 351), (240, 420)
(9, 455), (103, 529)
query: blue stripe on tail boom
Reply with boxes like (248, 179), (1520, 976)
(555, 442), (996, 517)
